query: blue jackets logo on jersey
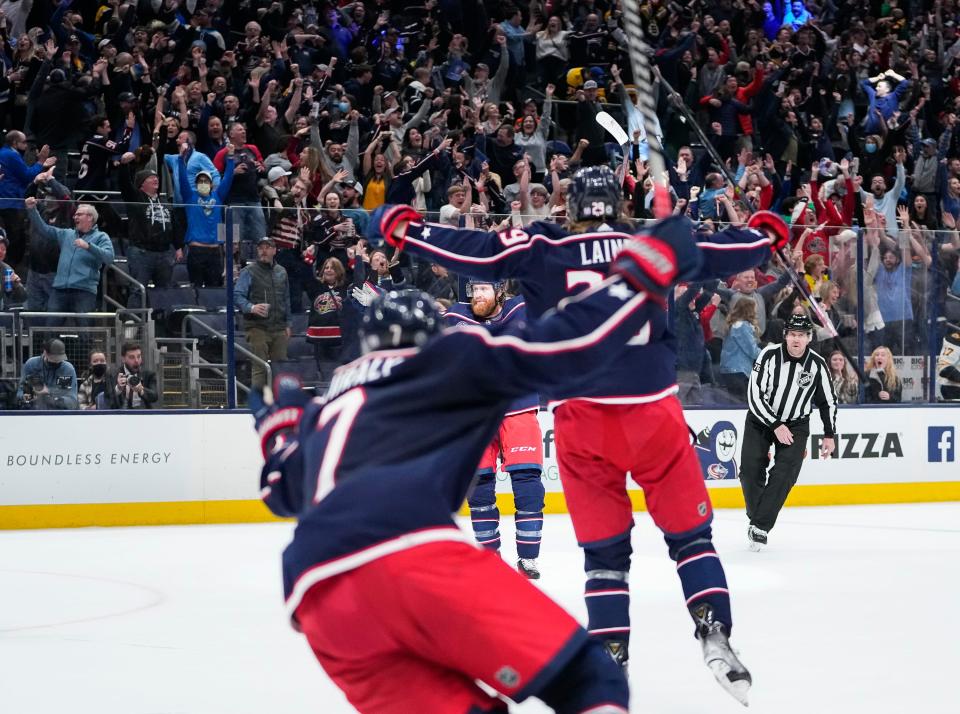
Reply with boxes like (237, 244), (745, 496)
(694, 420), (739, 480)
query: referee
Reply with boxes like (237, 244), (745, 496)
(739, 314), (837, 550)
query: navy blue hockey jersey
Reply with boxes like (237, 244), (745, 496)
(443, 294), (539, 416)
(261, 276), (660, 618)
(388, 216), (774, 403)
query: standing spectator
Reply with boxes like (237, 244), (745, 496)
(715, 267), (792, 340)
(214, 123), (267, 250)
(514, 84), (554, 175)
(861, 70), (910, 134)
(858, 147), (906, 238)
(865, 346), (903, 404)
(24, 197), (114, 313)
(574, 80), (606, 148)
(118, 158), (182, 309)
(24, 169), (68, 311)
(828, 350), (860, 405)
(16, 338), (78, 410)
(0, 230), (25, 309)
(0, 130), (56, 267)
(178, 144), (236, 288)
(740, 315), (836, 550)
(875, 206), (932, 354)
(78, 350), (109, 410)
(535, 17), (570, 90)
(234, 237), (291, 388)
(105, 342), (159, 410)
(719, 299), (762, 401)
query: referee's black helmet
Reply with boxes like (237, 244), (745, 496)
(785, 314), (814, 334)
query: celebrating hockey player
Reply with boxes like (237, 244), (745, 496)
(252, 219), (704, 714)
(445, 280), (546, 578)
(373, 165), (792, 705)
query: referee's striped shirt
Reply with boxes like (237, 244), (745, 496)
(748, 344), (838, 436)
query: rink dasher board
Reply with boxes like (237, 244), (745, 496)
(0, 406), (957, 529)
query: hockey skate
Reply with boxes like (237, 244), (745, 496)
(517, 558), (540, 579)
(603, 640), (629, 668)
(747, 526), (768, 552)
(691, 603), (752, 706)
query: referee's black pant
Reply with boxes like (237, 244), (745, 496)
(738, 415), (810, 533)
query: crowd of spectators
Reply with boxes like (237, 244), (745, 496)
(0, 0), (959, 406)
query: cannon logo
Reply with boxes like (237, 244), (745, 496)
(810, 432), (904, 459)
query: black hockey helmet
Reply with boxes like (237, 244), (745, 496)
(465, 279), (505, 299)
(360, 290), (441, 353)
(784, 313), (814, 334)
(566, 165), (621, 222)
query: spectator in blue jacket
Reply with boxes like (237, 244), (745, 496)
(178, 141), (236, 287)
(24, 196), (114, 313)
(0, 130), (57, 266)
(719, 299), (762, 401)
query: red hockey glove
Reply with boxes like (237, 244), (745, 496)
(373, 204), (420, 249)
(747, 210), (790, 254)
(250, 374), (310, 459)
(611, 236), (680, 302)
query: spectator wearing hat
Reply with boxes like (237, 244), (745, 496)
(912, 138), (941, 200)
(178, 143), (236, 288)
(574, 79), (606, 148)
(24, 196), (114, 313)
(118, 151), (182, 309)
(338, 179), (369, 235)
(0, 229), (25, 309)
(463, 35), (510, 106)
(17, 338), (78, 410)
(233, 237), (291, 389)
(0, 130), (56, 267)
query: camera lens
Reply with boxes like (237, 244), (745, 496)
(128, 375), (141, 387)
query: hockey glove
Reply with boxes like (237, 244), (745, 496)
(351, 283), (379, 307)
(747, 210), (790, 254)
(250, 373), (310, 459)
(368, 204), (420, 249)
(611, 237), (682, 302)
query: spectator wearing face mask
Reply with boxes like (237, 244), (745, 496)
(178, 143), (236, 287)
(78, 349), (109, 410)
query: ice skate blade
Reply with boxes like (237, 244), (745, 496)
(708, 660), (751, 706)
(748, 541), (764, 552)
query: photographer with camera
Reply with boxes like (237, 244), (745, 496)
(104, 342), (158, 410)
(16, 338), (78, 410)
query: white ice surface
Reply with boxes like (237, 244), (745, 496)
(1, 504), (957, 714)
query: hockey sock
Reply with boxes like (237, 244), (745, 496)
(665, 525), (733, 636)
(583, 533), (633, 646)
(468, 472), (501, 551)
(535, 638), (629, 714)
(510, 468), (544, 559)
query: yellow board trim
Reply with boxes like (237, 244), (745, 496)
(1, 482), (959, 529)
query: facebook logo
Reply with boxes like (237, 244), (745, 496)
(928, 427), (955, 463)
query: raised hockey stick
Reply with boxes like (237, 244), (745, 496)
(656, 73), (740, 188)
(620, 1), (672, 219)
(595, 110), (630, 147)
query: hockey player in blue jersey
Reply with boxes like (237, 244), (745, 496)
(370, 165), (791, 705)
(445, 279), (546, 578)
(252, 219), (704, 714)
